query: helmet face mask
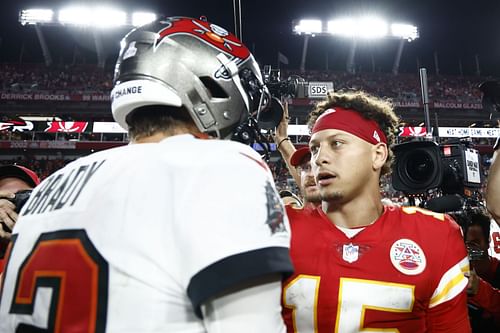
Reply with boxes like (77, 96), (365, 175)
(111, 16), (268, 139)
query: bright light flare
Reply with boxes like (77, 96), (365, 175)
(327, 18), (356, 37)
(293, 19), (322, 35)
(132, 12), (156, 27)
(328, 17), (388, 39)
(391, 23), (419, 41)
(59, 7), (126, 27)
(357, 17), (388, 38)
(93, 8), (126, 28)
(58, 7), (91, 25)
(20, 9), (54, 25)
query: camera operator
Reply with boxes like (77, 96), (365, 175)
(455, 210), (500, 331)
(0, 164), (40, 274)
(486, 135), (500, 225)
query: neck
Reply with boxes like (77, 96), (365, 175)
(131, 125), (203, 144)
(322, 191), (384, 228)
(304, 200), (321, 208)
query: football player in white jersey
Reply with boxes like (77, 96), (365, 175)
(0, 16), (293, 332)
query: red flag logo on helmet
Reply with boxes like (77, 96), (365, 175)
(154, 17), (250, 60)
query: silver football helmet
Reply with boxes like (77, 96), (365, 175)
(111, 16), (270, 139)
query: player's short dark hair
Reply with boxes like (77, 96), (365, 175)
(464, 210), (492, 242)
(307, 90), (399, 176)
(126, 105), (195, 141)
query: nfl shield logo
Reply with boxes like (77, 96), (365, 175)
(343, 243), (359, 263)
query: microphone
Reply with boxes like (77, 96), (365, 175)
(424, 194), (464, 213)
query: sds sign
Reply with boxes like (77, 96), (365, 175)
(308, 82), (334, 98)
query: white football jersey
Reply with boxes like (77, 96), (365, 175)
(489, 218), (500, 260)
(0, 134), (292, 332)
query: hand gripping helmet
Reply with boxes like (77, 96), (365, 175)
(111, 16), (270, 139)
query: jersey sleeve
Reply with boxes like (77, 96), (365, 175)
(428, 215), (469, 308)
(426, 290), (471, 332)
(426, 215), (471, 331)
(175, 146), (293, 317)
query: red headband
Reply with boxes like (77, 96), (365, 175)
(311, 107), (387, 145)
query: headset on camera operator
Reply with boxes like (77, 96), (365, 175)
(0, 164), (40, 273)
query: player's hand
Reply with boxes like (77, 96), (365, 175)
(0, 191), (17, 240)
(273, 101), (290, 145)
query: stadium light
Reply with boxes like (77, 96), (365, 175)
(328, 16), (388, 39)
(132, 12), (157, 27)
(327, 18), (356, 37)
(391, 23), (419, 41)
(293, 17), (419, 74)
(19, 9), (54, 25)
(293, 19), (322, 35)
(357, 17), (388, 38)
(93, 8), (127, 28)
(20, 7), (156, 28)
(59, 7), (126, 27)
(58, 7), (92, 25)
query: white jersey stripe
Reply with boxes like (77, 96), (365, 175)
(429, 256), (469, 308)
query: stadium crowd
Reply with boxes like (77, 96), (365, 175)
(0, 63), (489, 103)
(285, 69), (486, 103)
(0, 63), (113, 94)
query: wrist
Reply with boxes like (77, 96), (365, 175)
(277, 137), (290, 149)
(274, 135), (287, 143)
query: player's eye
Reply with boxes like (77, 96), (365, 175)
(330, 140), (343, 148)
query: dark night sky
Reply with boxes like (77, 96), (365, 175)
(1, 0), (500, 76)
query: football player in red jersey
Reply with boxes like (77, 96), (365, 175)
(282, 91), (471, 332)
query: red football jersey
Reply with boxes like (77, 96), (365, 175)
(283, 205), (471, 332)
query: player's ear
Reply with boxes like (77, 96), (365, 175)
(372, 143), (388, 171)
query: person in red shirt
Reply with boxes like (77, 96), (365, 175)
(461, 210), (500, 331)
(289, 146), (321, 210)
(0, 165), (40, 274)
(282, 91), (471, 332)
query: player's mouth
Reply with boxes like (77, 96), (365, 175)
(317, 171), (336, 186)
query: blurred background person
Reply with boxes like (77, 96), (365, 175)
(289, 146), (321, 209)
(462, 210), (500, 331)
(0, 164), (40, 274)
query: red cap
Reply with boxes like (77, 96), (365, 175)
(0, 165), (40, 187)
(290, 146), (311, 167)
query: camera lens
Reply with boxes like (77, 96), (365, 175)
(404, 149), (434, 183)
